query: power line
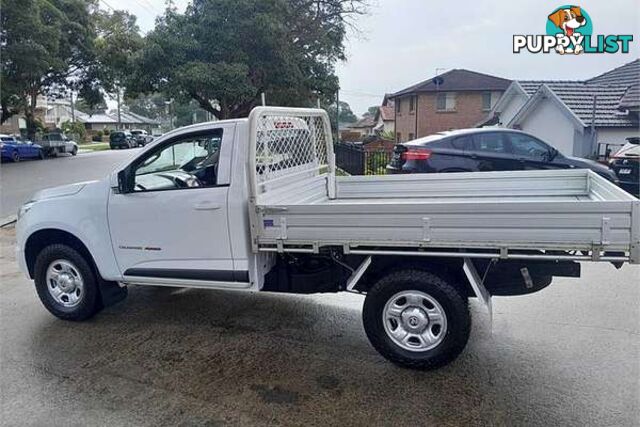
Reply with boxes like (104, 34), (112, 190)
(99, 0), (115, 11)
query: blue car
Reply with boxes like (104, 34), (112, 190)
(0, 134), (45, 162)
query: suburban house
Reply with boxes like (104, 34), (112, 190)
(1, 98), (162, 136)
(346, 115), (376, 137)
(373, 96), (395, 135)
(46, 101), (161, 133)
(390, 69), (511, 142)
(486, 59), (639, 158)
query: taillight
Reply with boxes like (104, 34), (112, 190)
(402, 149), (432, 161)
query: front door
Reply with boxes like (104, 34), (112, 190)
(507, 132), (568, 170)
(107, 124), (246, 284)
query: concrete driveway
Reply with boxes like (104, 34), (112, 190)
(1, 225), (638, 426)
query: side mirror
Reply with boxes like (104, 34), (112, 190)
(117, 169), (130, 194)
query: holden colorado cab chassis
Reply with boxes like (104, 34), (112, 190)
(16, 107), (639, 369)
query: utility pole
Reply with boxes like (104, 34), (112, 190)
(335, 89), (340, 143)
(69, 91), (75, 123)
(116, 82), (122, 129)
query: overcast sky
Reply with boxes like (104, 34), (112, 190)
(107, 0), (640, 116)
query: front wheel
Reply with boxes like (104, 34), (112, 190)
(38, 149), (45, 160)
(363, 269), (470, 370)
(34, 244), (102, 321)
(12, 151), (20, 162)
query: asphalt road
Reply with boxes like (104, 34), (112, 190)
(0, 225), (638, 425)
(0, 148), (141, 218)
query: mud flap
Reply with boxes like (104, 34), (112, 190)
(462, 258), (493, 327)
(98, 279), (128, 308)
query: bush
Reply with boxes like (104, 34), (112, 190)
(96, 130), (103, 138)
(61, 120), (86, 141)
(103, 128), (110, 135)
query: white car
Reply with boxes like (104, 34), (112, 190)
(14, 107), (639, 370)
(39, 133), (78, 157)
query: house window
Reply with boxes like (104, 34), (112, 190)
(408, 132), (415, 141)
(396, 99), (401, 114)
(482, 92), (493, 111)
(436, 92), (456, 112)
(409, 96), (415, 113)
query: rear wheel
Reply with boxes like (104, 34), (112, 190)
(34, 244), (102, 321)
(363, 269), (470, 370)
(71, 146), (77, 156)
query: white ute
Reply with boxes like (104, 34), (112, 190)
(16, 107), (640, 369)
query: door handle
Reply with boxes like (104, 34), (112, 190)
(193, 201), (221, 211)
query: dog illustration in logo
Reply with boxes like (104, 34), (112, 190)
(548, 6), (586, 54)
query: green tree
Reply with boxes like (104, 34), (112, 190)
(363, 106), (379, 118)
(75, 96), (107, 116)
(0, 1), (142, 136)
(325, 101), (357, 129)
(61, 120), (86, 141)
(0, 0), (99, 136)
(93, 9), (143, 100)
(130, 0), (366, 119)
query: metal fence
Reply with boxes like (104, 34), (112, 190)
(334, 142), (393, 175)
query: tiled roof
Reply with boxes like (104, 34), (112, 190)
(378, 105), (394, 121)
(517, 80), (583, 96)
(83, 111), (160, 125)
(349, 116), (376, 128)
(393, 69), (511, 97)
(587, 59), (640, 87)
(619, 84), (640, 111)
(82, 113), (118, 124)
(517, 82), (635, 127)
(549, 84), (633, 127)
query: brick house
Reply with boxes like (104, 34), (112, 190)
(390, 69), (511, 142)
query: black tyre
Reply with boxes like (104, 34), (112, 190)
(38, 149), (45, 160)
(71, 147), (77, 156)
(363, 269), (470, 370)
(12, 151), (20, 162)
(34, 244), (102, 321)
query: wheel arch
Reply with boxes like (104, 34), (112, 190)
(24, 229), (98, 280)
(354, 255), (473, 297)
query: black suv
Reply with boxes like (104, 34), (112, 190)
(109, 131), (135, 149)
(387, 129), (619, 183)
(608, 137), (639, 196)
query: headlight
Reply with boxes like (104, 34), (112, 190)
(17, 201), (36, 220)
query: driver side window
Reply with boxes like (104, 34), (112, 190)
(509, 133), (550, 160)
(133, 129), (223, 192)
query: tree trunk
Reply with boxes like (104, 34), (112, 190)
(25, 87), (39, 140)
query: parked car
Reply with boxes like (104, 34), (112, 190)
(109, 131), (135, 149)
(609, 137), (639, 196)
(0, 134), (45, 162)
(14, 107), (639, 371)
(130, 129), (152, 147)
(387, 128), (619, 184)
(38, 133), (78, 157)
